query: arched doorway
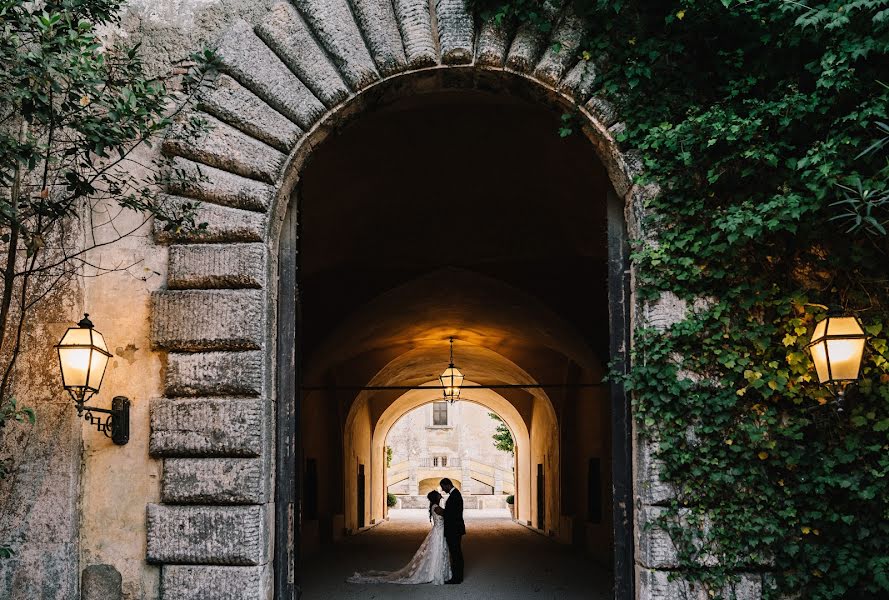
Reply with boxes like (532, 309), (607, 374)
(285, 82), (627, 595)
(147, 5), (642, 598)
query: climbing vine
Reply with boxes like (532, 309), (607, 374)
(467, 1), (889, 598)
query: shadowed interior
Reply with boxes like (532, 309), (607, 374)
(296, 89), (615, 567)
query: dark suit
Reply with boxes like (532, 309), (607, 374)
(443, 488), (465, 582)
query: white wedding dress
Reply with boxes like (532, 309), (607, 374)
(347, 509), (452, 585)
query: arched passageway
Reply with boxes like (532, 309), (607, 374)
(291, 85), (620, 590)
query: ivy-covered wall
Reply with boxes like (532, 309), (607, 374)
(469, 1), (889, 598)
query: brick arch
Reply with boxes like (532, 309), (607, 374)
(145, 1), (644, 597)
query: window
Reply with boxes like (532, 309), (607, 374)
(432, 401), (448, 426)
(433, 457), (439, 467)
(441, 456), (448, 467)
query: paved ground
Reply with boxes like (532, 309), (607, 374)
(301, 510), (612, 599)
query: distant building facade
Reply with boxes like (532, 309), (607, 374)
(387, 401), (515, 497)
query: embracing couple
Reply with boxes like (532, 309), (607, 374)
(348, 478), (465, 586)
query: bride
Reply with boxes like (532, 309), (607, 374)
(347, 490), (452, 585)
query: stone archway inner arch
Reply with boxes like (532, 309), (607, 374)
(370, 386), (534, 526)
(145, 1), (643, 598)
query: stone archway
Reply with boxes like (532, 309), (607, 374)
(144, 1), (646, 598)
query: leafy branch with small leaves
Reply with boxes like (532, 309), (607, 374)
(0, 0), (215, 558)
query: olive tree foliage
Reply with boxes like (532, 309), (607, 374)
(488, 412), (514, 455)
(0, 0), (213, 557)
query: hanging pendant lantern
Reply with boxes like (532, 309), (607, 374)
(439, 337), (464, 403)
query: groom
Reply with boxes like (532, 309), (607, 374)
(440, 478), (465, 584)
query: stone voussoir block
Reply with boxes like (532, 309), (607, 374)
(393, 0), (438, 67)
(216, 20), (326, 130)
(256, 2), (351, 107)
(163, 113), (285, 184)
(150, 397), (263, 457)
(154, 196), (266, 245)
(559, 58), (597, 102)
(533, 8), (585, 86)
(162, 458), (266, 504)
(199, 74), (302, 152)
(161, 565), (271, 600)
(147, 504), (269, 565)
(167, 244), (265, 290)
(435, 0), (474, 64)
(476, 19), (510, 67)
(293, 0), (380, 90)
(165, 157), (273, 212)
(151, 289), (264, 352)
(166, 351), (264, 397)
(347, 0), (407, 76)
(168, 244), (266, 290)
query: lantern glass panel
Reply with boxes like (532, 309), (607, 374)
(826, 338), (866, 381)
(58, 346), (92, 388)
(440, 366), (464, 398)
(825, 316), (864, 337)
(811, 319), (827, 341)
(91, 329), (109, 353)
(88, 351), (110, 390)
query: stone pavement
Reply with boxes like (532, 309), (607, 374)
(300, 510), (612, 599)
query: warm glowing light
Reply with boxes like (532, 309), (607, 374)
(56, 314), (112, 406)
(439, 337), (464, 402)
(807, 312), (866, 394)
(440, 365), (464, 400)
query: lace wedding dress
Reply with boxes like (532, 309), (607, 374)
(347, 510), (452, 585)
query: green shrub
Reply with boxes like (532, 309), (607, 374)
(505, 495), (514, 505)
(386, 492), (398, 508)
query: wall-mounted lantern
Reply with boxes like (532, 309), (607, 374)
(439, 337), (464, 403)
(807, 308), (867, 411)
(56, 314), (129, 444)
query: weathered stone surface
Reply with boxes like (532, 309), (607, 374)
(81, 564), (122, 600)
(636, 438), (674, 505)
(393, 0), (437, 67)
(150, 397), (263, 457)
(293, 0), (380, 90)
(0, 542), (78, 600)
(505, 0), (561, 72)
(165, 157), (273, 212)
(256, 3), (350, 108)
(151, 289), (264, 352)
(162, 458), (265, 504)
(585, 95), (619, 128)
(559, 58), (597, 101)
(505, 22), (544, 72)
(435, 0), (474, 64)
(641, 292), (688, 331)
(153, 196), (266, 245)
(636, 505), (679, 569)
(216, 20), (325, 130)
(476, 19), (510, 67)
(147, 505), (269, 565)
(168, 243), (265, 290)
(347, 0), (407, 75)
(166, 351), (263, 397)
(199, 74), (302, 152)
(163, 113), (285, 184)
(637, 567), (762, 600)
(161, 565), (271, 600)
(533, 8), (584, 85)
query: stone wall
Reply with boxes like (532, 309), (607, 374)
(0, 0), (668, 597)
